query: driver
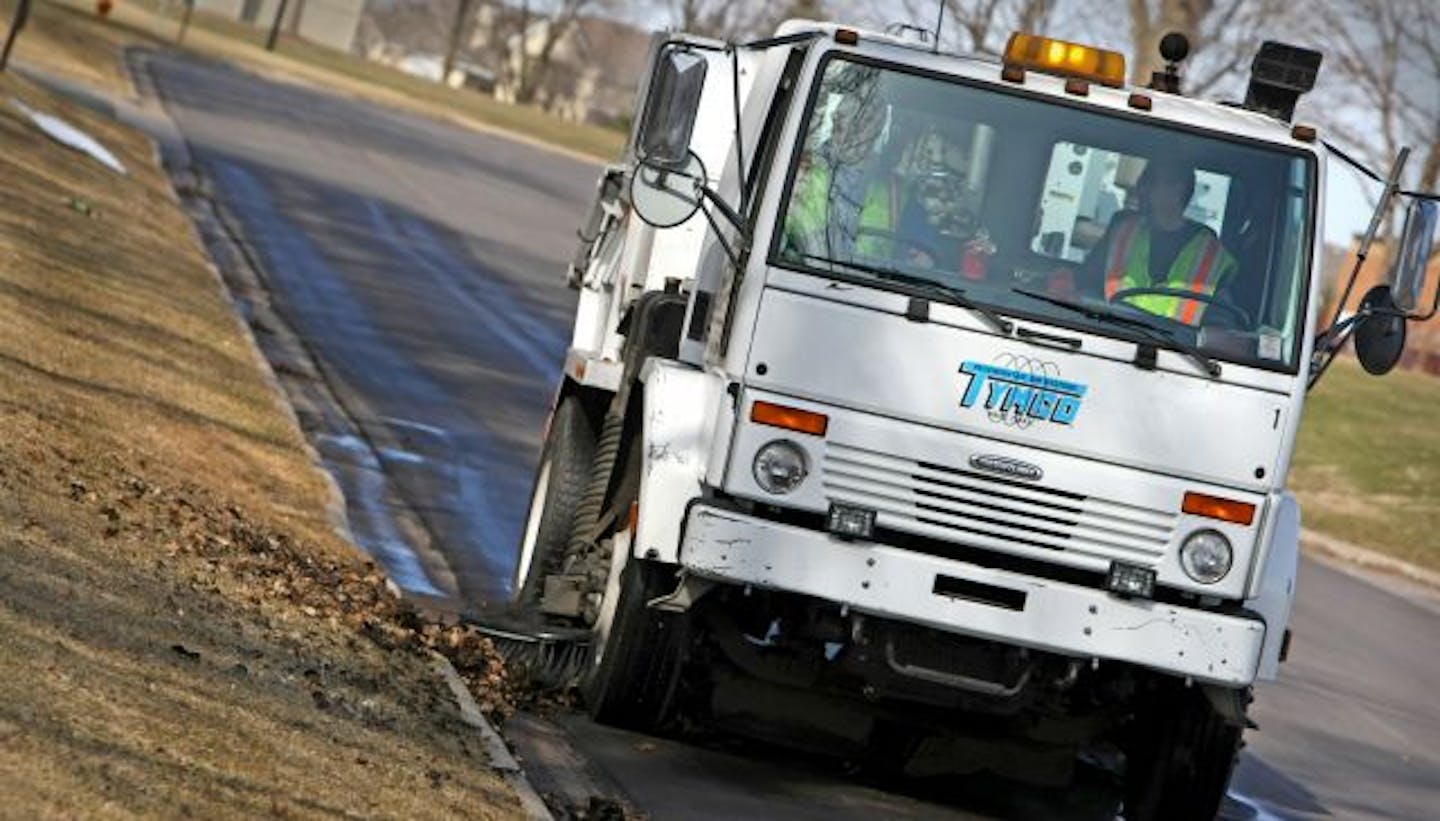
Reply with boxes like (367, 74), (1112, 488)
(1082, 158), (1237, 326)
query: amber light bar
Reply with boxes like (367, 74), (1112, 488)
(751, 401), (828, 436)
(1003, 33), (1127, 88)
(1182, 492), (1256, 526)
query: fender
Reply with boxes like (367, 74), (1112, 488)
(633, 359), (726, 563)
(1246, 492), (1300, 681)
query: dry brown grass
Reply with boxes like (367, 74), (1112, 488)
(0, 7), (520, 818)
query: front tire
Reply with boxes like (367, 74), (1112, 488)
(1123, 684), (1243, 821)
(584, 555), (685, 732)
(513, 395), (595, 609)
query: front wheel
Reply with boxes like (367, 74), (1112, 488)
(513, 395), (596, 609)
(1123, 684), (1244, 821)
(584, 554), (685, 732)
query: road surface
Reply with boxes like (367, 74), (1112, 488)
(130, 49), (1437, 820)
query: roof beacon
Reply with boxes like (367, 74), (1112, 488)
(1244, 41), (1323, 123)
(1002, 33), (1126, 88)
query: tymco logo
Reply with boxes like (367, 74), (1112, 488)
(958, 354), (1088, 428)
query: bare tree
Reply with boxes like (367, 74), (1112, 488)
(1308, 0), (1439, 197)
(287, 0), (307, 36)
(934, 0), (1054, 55)
(500, 0), (599, 105)
(443, 0), (477, 80)
(663, 0), (829, 40)
(846, 0), (1054, 55)
(1071, 0), (1288, 96)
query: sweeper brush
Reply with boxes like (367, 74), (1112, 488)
(466, 616), (592, 691)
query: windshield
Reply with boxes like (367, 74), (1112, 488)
(773, 56), (1316, 372)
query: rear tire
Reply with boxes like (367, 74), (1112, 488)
(513, 395), (595, 609)
(584, 556), (685, 732)
(1123, 684), (1243, 821)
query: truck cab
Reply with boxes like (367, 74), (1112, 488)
(511, 21), (1438, 820)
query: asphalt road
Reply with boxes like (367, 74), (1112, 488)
(145, 51), (590, 607)
(135, 50), (1438, 820)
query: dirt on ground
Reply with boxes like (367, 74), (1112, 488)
(0, 5), (521, 818)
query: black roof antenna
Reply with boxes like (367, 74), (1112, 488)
(934, 0), (945, 53)
(1149, 32), (1189, 94)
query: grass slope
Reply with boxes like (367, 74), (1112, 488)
(1292, 358), (1440, 570)
(0, 5), (519, 816)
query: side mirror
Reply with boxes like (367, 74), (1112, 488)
(1353, 285), (1407, 375)
(1392, 198), (1438, 315)
(636, 46), (707, 169)
(631, 151), (706, 229)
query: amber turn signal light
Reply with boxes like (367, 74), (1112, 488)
(1182, 492), (1256, 526)
(751, 401), (829, 436)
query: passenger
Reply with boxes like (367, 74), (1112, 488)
(896, 129), (979, 273)
(784, 89), (940, 269)
(784, 89), (890, 261)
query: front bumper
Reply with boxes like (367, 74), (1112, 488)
(679, 504), (1265, 686)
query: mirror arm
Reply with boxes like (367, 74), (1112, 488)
(700, 186), (750, 246)
(1309, 300), (1414, 388)
(698, 199), (743, 268)
(1325, 147), (1410, 334)
(1309, 302), (1390, 388)
(1410, 289), (1440, 323)
(1309, 315), (1361, 389)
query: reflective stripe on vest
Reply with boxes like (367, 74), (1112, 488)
(1178, 237), (1223, 325)
(1104, 217), (1142, 299)
(1104, 217), (1229, 325)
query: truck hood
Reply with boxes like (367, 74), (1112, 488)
(743, 285), (1290, 493)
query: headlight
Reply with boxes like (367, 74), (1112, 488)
(1180, 530), (1232, 584)
(753, 440), (808, 495)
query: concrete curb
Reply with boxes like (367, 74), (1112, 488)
(1301, 528), (1440, 592)
(430, 653), (555, 821)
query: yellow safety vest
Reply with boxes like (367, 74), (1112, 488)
(1104, 216), (1236, 326)
(788, 159), (900, 259)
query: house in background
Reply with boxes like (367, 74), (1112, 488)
(489, 15), (651, 128)
(195, 0), (365, 54)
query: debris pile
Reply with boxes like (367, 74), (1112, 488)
(65, 461), (518, 722)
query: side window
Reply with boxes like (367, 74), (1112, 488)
(1029, 142), (1234, 263)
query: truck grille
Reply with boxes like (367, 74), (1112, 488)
(823, 442), (1176, 567)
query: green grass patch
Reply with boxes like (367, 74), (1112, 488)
(1291, 358), (1440, 569)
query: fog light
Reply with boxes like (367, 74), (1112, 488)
(1106, 561), (1156, 599)
(827, 502), (875, 540)
(753, 440), (807, 495)
(1180, 529), (1232, 584)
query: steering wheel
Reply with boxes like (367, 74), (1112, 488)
(1110, 286), (1252, 329)
(853, 227), (942, 267)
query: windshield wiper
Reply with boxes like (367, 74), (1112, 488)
(800, 254), (1013, 335)
(1011, 288), (1220, 378)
